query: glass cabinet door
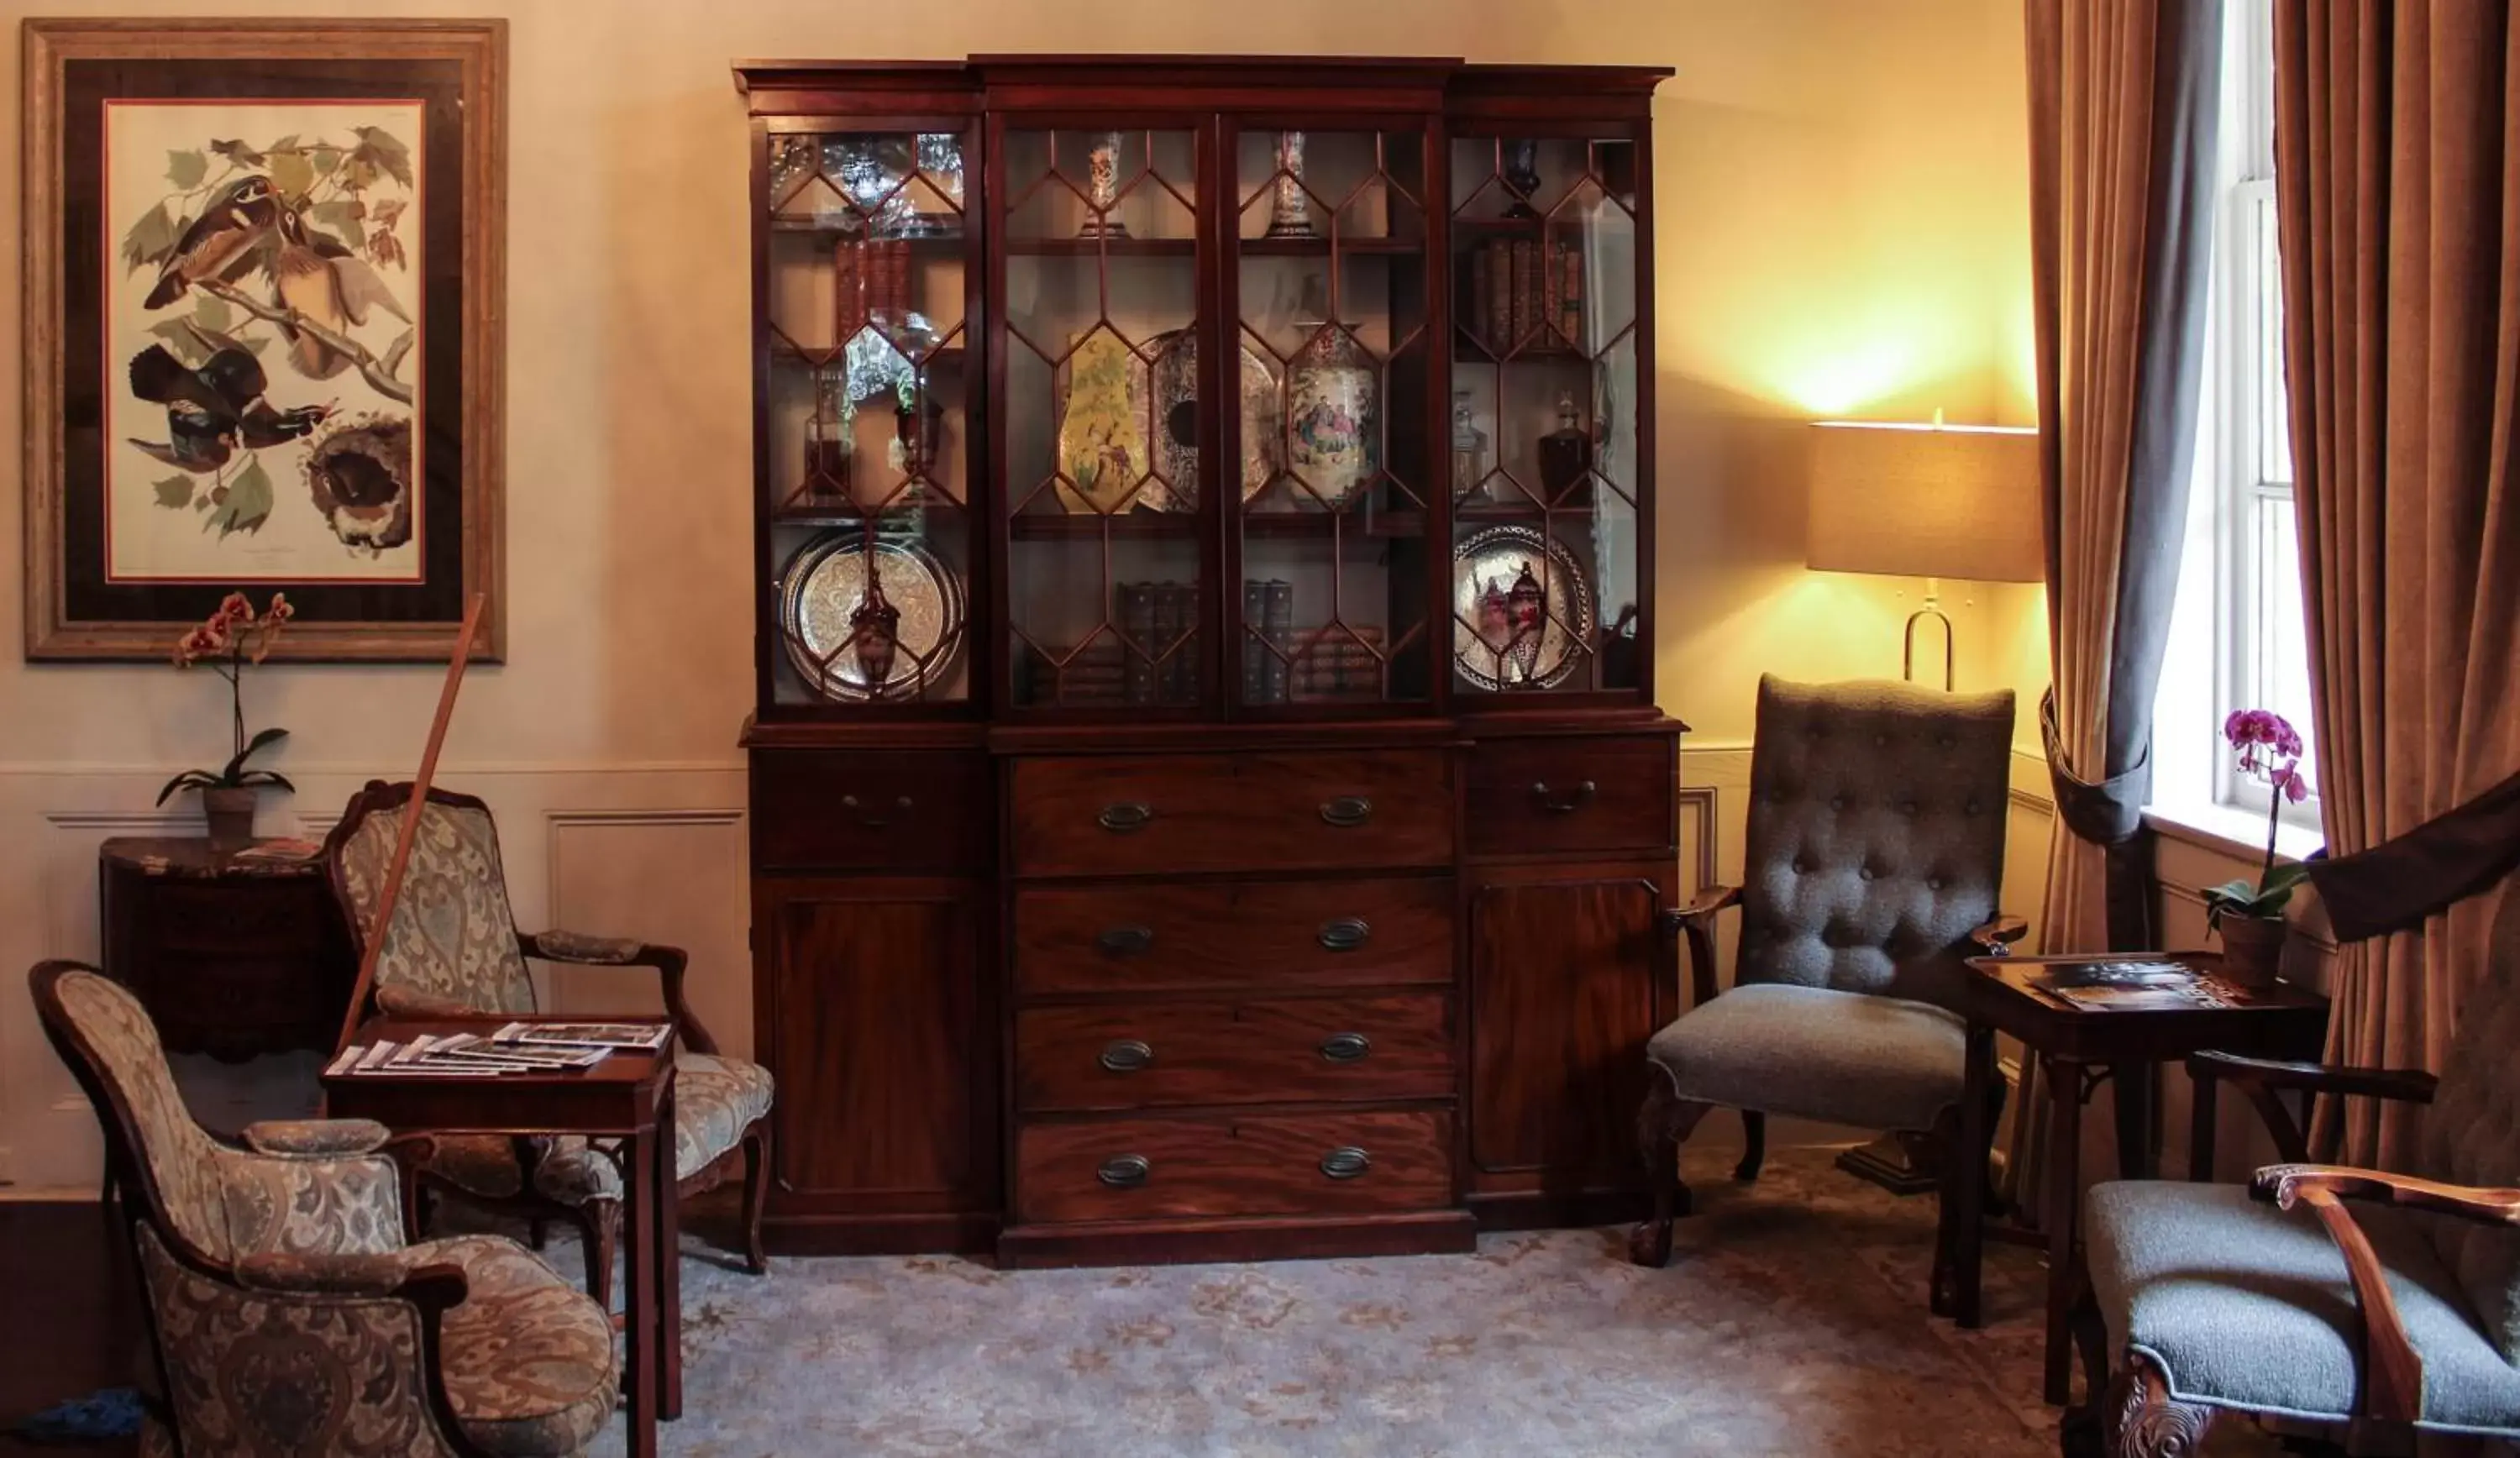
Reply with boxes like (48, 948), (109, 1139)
(762, 128), (974, 707)
(1448, 134), (1644, 696)
(1000, 126), (1205, 711)
(1231, 126), (1436, 711)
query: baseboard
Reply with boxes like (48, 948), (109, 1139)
(1467, 1188), (1648, 1231)
(761, 1210), (997, 1257)
(995, 1210), (1477, 1268)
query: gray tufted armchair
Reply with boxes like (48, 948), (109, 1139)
(2067, 884), (2520, 1457)
(1629, 676), (2024, 1278)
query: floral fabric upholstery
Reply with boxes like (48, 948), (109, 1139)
(418, 1235), (619, 1456)
(675, 1053), (775, 1181)
(428, 1135), (624, 1204)
(336, 799), (538, 1015)
(51, 971), (237, 1260)
(45, 967), (617, 1457)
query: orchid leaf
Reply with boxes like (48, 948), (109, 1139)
(220, 726), (288, 781)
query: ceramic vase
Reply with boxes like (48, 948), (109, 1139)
(2216, 915), (2287, 989)
(1288, 327), (1377, 509)
(202, 785), (256, 852)
(1267, 131), (1315, 238)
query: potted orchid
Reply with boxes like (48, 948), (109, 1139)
(157, 593), (297, 850)
(2202, 707), (2314, 987)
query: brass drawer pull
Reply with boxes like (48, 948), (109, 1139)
(1097, 1154), (1152, 1188)
(1319, 1146), (1373, 1181)
(1531, 780), (1597, 814)
(839, 793), (915, 829)
(1097, 800), (1154, 832)
(1316, 917), (1371, 952)
(1319, 795), (1374, 828)
(1098, 1039), (1154, 1073)
(1097, 925), (1155, 957)
(1318, 1031), (1373, 1063)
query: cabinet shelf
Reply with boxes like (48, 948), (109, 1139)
(1237, 236), (1424, 257)
(772, 341), (967, 369)
(1010, 512), (1200, 539)
(1007, 237), (1196, 257)
(769, 218), (969, 242)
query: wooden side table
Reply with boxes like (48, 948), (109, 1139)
(323, 1015), (682, 1458)
(99, 837), (354, 1061)
(1944, 952), (2328, 1405)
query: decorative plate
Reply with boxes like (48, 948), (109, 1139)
(779, 532), (966, 701)
(1451, 525), (1595, 691)
(1055, 330), (1166, 514)
(1148, 328), (1281, 507)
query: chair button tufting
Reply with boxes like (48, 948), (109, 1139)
(1872, 733), (1888, 747)
(1830, 795), (1849, 810)
(1926, 876), (1945, 891)
(1938, 734), (1956, 749)
(1858, 867), (1876, 881)
(1966, 796), (1984, 815)
(1898, 800), (1919, 816)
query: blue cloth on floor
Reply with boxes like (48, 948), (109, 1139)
(8, 1387), (144, 1442)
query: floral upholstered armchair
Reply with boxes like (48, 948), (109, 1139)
(30, 962), (617, 1457)
(323, 780), (774, 1307)
(1630, 677), (2024, 1298)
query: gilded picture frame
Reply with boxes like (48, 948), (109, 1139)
(22, 18), (506, 660)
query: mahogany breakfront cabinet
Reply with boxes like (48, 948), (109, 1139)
(735, 55), (1682, 1266)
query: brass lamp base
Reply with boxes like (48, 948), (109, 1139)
(1835, 1130), (1943, 1196)
(1903, 578), (1955, 692)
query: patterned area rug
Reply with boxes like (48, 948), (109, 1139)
(580, 1141), (2178, 1457)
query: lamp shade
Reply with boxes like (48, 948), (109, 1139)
(1807, 419), (2043, 583)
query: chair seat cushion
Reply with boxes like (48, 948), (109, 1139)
(2087, 1180), (2520, 1434)
(1644, 982), (1964, 1132)
(672, 1052), (774, 1182)
(418, 1235), (618, 1456)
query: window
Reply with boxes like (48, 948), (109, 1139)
(2150, 0), (2320, 844)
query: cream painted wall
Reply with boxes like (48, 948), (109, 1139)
(0, 0), (2053, 1189)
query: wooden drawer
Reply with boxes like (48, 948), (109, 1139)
(1007, 749), (1452, 878)
(750, 749), (991, 872)
(1016, 994), (1454, 1112)
(149, 883), (330, 956)
(1013, 877), (1452, 995)
(1465, 735), (1675, 857)
(1015, 1109), (1453, 1223)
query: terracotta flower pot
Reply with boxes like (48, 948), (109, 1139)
(201, 784), (258, 852)
(2216, 914), (2288, 989)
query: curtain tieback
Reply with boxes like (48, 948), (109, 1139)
(2305, 767), (2520, 942)
(2041, 687), (2150, 846)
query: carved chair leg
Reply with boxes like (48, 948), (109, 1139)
(1627, 1076), (1712, 1268)
(579, 1199), (621, 1316)
(739, 1120), (772, 1276)
(1735, 1110), (1767, 1183)
(528, 1217), (549, 1251)
(2107, 1350), (2214, 1458)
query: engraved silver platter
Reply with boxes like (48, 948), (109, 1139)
(779, 532), (966, 702)
(1451, 524), (1595, 691)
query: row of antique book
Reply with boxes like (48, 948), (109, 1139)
(1015, 580), (1387, 705)
(1462, 235), (1586, 356)
(833, 238), (918, 343)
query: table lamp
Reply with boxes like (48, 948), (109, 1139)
(1806, 412), (2043, 689)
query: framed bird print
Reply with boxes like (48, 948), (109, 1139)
(22, 18), (506, 660)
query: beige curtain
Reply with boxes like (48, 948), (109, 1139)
(2008, 0), (2223, 1209)
(2274, 1), (2520, 1166)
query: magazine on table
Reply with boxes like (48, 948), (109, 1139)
(325, 1031), (610, 1078)
(491, 1020), (673, 1052)
(2029, 958), (2239, 1012)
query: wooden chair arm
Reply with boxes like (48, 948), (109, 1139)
(2249, 1162), (2520, 1426)
(1656, 886), (1738, 1010)
(517, 933), (717, 1056)
(2257, 1164), (2520, 1227)
(1966, 915), (2029, 955)
(2188, 1052), (2439, 1102)
(2187, 1054), (2438, 1169)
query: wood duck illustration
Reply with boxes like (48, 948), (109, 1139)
(270, 207), (410, 380)
(125, 343), (331, 474)
(143, 176), (280, 310)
